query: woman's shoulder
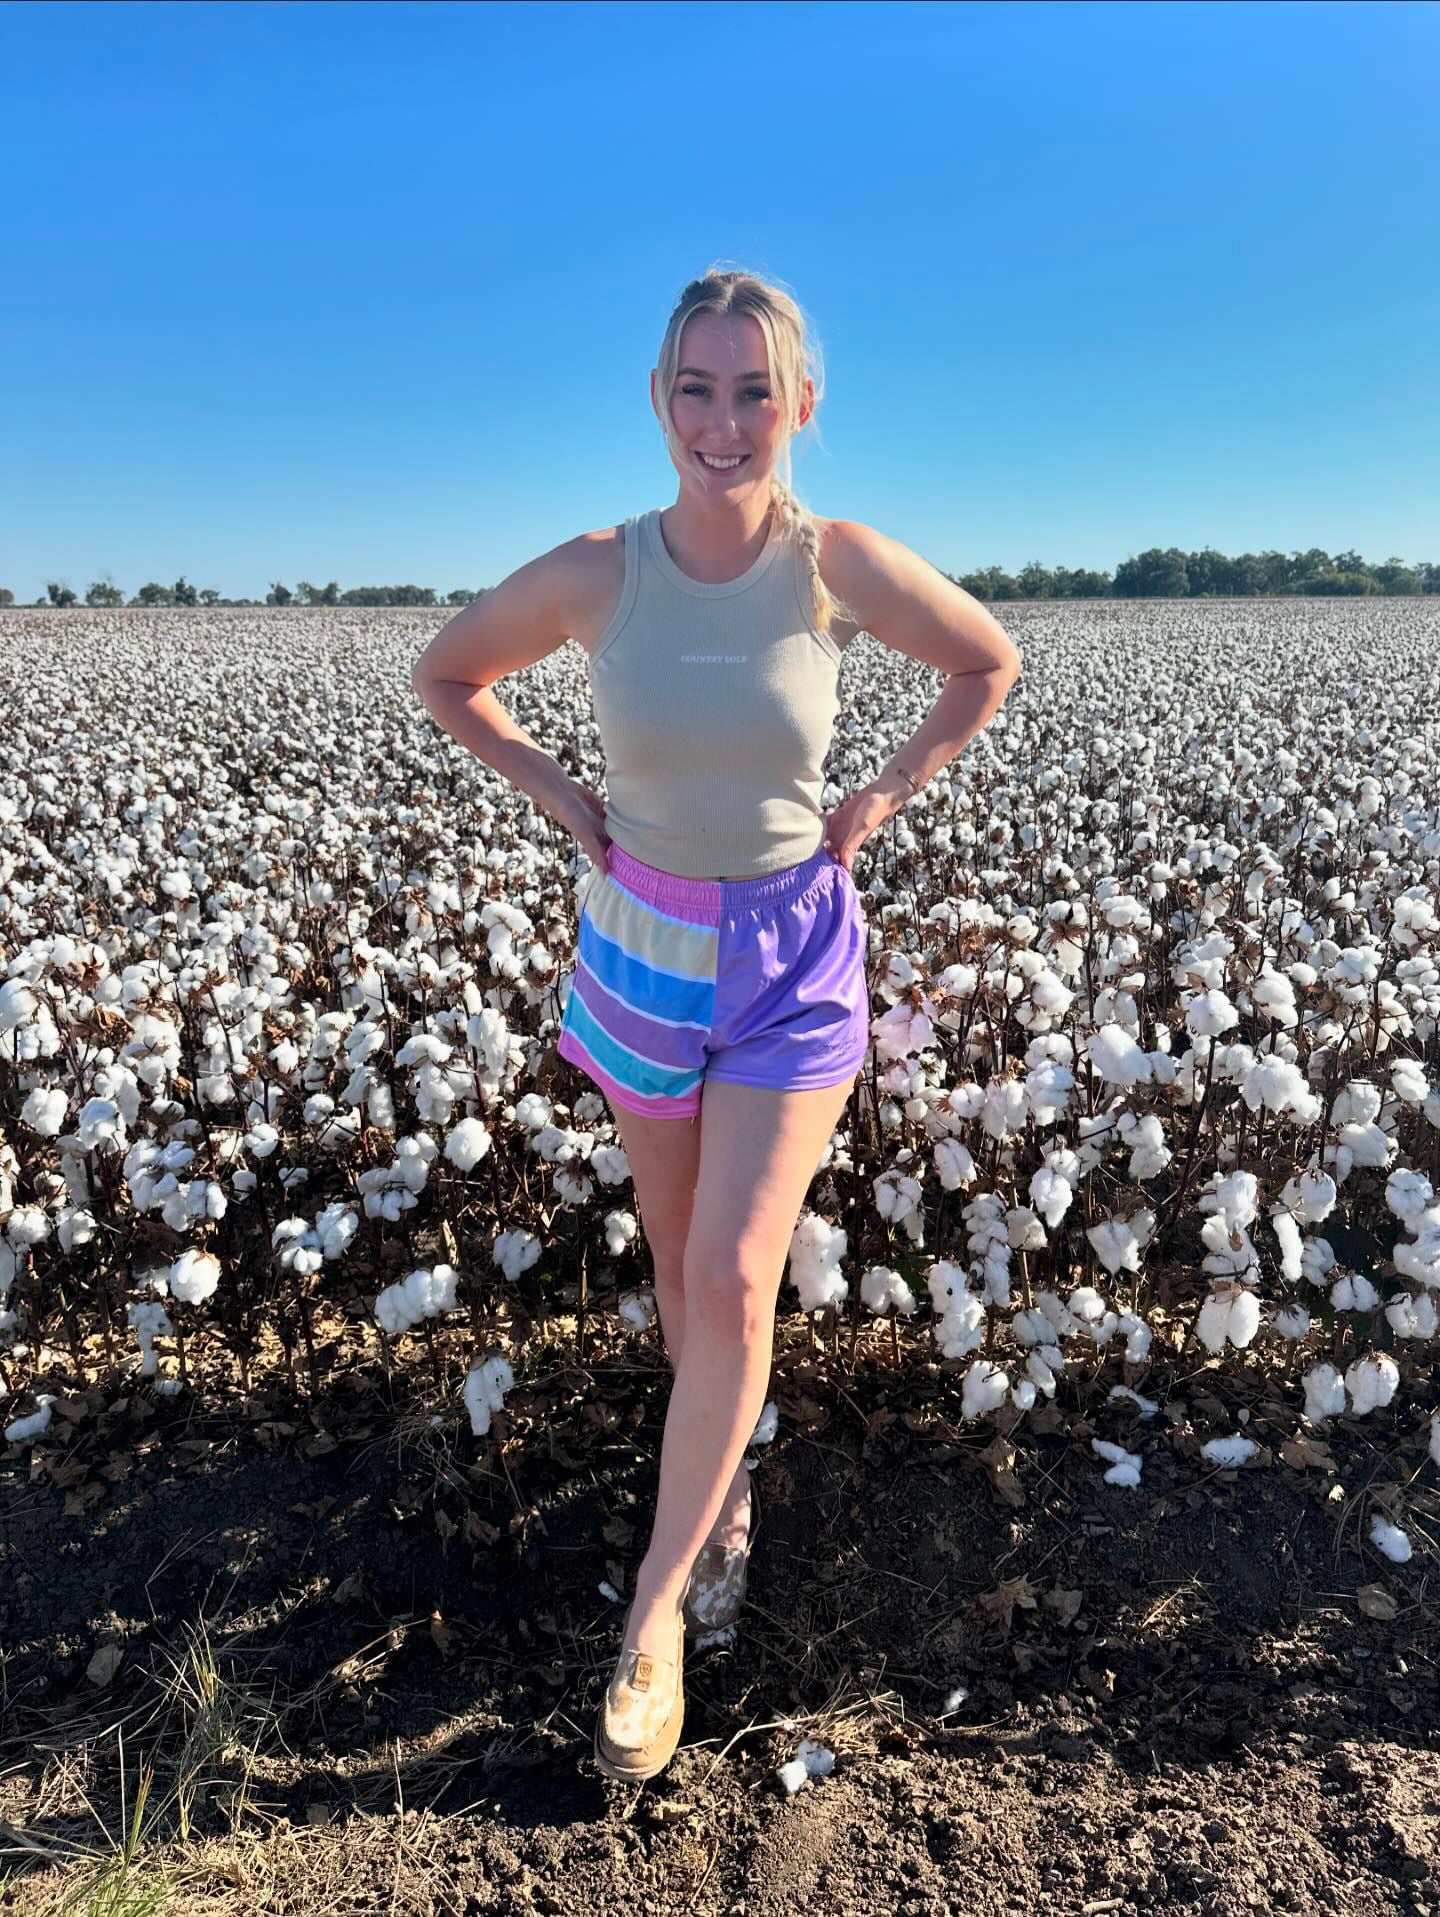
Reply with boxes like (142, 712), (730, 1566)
(807, 514), (868, 648)
(566, 517), (639, 655)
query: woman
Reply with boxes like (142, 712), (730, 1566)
(412, 266), (1022, 1782)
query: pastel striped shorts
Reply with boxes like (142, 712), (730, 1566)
(556, 840), (870, 1121)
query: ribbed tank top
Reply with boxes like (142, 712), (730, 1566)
(586, 507), (856, 879)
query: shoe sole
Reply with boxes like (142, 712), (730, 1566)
(593, 1707), (684, 1782)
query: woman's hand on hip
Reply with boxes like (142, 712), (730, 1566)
(823, 783), (900, 874)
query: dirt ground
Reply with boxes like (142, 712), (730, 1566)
(2, 1316), (1437, 1916)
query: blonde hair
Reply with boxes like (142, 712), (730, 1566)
(654, 263), (862, 638)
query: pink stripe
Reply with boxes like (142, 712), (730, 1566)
(556, 1029), (701, 1120)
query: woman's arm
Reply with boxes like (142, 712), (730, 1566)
(411, 537), (596, 824)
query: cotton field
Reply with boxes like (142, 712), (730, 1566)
(2, 597), (1439, 1539)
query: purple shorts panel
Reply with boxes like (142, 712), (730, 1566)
(555, 839), (870, 1121)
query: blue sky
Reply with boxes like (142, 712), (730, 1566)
(5, 0), (1436, 601)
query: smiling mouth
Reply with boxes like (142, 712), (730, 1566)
(696, 452), (750, 471)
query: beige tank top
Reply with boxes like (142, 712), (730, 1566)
(586, 507), (856, 879)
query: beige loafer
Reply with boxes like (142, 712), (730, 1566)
(594, 1601), (686, 1783)
(683, 1473), (760, 1642)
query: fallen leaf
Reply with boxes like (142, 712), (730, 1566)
(976, 1573), (1039, 1634)
(1356, 1584), (1398, 1621)
(1043, 1583), (1083, 1627)
(87, 1642), (124, 1688)
(980, 1433), (1026, 1509)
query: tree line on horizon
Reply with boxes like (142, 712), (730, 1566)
(9, 544), (1437, 610)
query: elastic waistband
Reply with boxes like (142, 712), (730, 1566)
(606, 839), (834, 912)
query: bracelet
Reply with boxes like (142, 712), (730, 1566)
(887, 762), (924, 797)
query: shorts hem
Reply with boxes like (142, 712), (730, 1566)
(704, 1058), (867, 1094)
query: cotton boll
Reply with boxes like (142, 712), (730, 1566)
(617, 1289), (655, 1331)
(1067, 1285), (1109, 1328)
(167, 1248), (221, 1306)
(395, 1033), (454, 1068)
(244, 1121), (281, 1159)
(1386, 1167), (1434, 1225)
(597, 1206), (638, 1262)
(0, 979), (40, 1033)
(1269, 1207), (1305, 1284)
(1195, 1286), (1261, 1354)
(553, 1161), (594, 1205)
(1118, 1110), (1170, 1179)
(788, 1212), (849, 1314)
(1271, 1302), (1312, 1341)
(1010, 1378), (1037, 1411)
(1368, 1515), (1412, 1563)
(1430, 1410), (1440, 1468)
(374, 1263), (459, 1336)
(796, 1738), (835, 1778)
(5, 1393), (55, 1442)
(1091, 1438), (1142, 1487)
(1303, 1362), (1346, 1424)
(21, 1086), (67, 1136)
(875, 1168), (925, 1223)
(5, 1207), (51, 1250)
(444, 1115), (492, 1172)
(1345, 1352), (1399, 1415)
(1029, 1163), (1076, 1230)
(933, 1137), (976, 1190)
(1330, 1271), (1379, 1313)
(961, 1359), (1010, 1421)
(56, 1207), (98, 1253)
(492, 1227), (541, 1282)
(1385, 1289), (1437, 1339)
(1022, 1348), (1060, 1398)
(777, 1738), (835, 1794)
(749, 1401), (779, 1446)
(1115, 1311), (1153, 1362)
(928, 1265), (985, 1360)
(1086, 1218), (1143, 1277)
(860, 1266), (918, 1316)
(1086, 1024), (1154, 1090)
(587, 1141), (631, 1186)
(128, 1298), (173, 1375)
(1005, 1206), (1047, 1252)
(463, 1352), (514, 1436)
(1202, 1435), (1258, 1467)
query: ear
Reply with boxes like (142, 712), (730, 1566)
(796, 373), (816, 431)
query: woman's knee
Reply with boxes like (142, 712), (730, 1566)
(682, 1237), (783, 1339)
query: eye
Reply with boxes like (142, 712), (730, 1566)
(680, 384), (772, 401)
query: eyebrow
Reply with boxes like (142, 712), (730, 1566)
(676, 366), (770, 380)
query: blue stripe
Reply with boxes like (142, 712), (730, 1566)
(577, 911), (716, 1027)
(561, 989), (705, 1099)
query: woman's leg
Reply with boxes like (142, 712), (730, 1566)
(610, 1105), (752, 1541)
(621, 1074), (858, 1655)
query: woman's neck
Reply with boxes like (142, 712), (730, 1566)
(659, 494), (776, 585)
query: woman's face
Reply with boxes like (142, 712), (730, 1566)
(653, 310), (811, 501)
